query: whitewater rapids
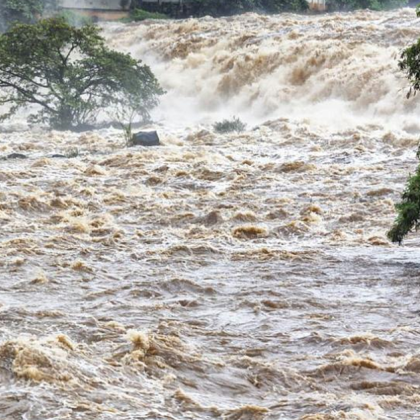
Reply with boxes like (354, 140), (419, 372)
(1, 8), (420, 420)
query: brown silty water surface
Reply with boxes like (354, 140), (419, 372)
(2, 8), (420, 420)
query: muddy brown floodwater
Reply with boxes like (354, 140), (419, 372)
(2, 8), (420, 420)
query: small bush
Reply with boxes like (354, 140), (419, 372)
(66, 147), (79, 158)
(213, 117), (247, 134)
(128, 8), (168, 22)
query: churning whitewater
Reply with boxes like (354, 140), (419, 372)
(2, 8), (420, 420)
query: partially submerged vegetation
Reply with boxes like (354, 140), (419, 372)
(0, 18), (164, 130)
(213, 117), (247, 134)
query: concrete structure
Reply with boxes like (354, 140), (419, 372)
(58, 0), (133, 20)
(59, 0), (328, 20)
(58, 0), (188, 19)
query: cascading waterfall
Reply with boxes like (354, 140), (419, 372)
(104, 8), (420, 131)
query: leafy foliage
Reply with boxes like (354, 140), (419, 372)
(399, 38), (420, 99)
(132, 0), (308, 17)
(132, 0), (406, 16)
(388, 155), (420, 244)
(185, 0), (258, 16)
(56, 10), (94, 27)
(261, 0), (309, 13)
(0, 18), (164, 130)
(326, 0), (407, 11)
(127, 8), (169, 21)
(0, 0), (57, 32)
(388, 7), (420, 243)
(213, 117), (247, 133)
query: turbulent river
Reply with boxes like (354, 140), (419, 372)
(2, 8), (420, 420)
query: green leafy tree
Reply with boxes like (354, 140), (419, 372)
(184, 0), (257, 16)
(127, 8), (169, 22)
(388, 157), (420, 244)
(326, 0), (407, 11)
(132, 0), (308, 17)
(55, 10), (94, 28)
(262, 0), (308, 13)
(388, 6), (420, 243)
(133, 0), (406, 16)
(0, 0), (57, 32)
(0, 18), (164, 130)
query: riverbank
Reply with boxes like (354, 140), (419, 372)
(129, 0), (411, 20)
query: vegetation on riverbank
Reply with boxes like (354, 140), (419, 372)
(124, 8), (169, 22)
(388, 5), (420, 244)
(0, 0), (412, 32)
(130, 0), (307, 18)
(327, 0), (407, 11)
(0, 0), (45, 31)
(131, 0), (408, 18)
(55, 10), (94, 27)
(388, 158), (420, 244)
(0, 18), (164, 130)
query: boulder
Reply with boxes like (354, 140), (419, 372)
(7, 153), (27, 159)
(131, 131), (160, 147)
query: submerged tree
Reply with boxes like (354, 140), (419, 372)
(0, 18), (164, 130)
(388, 6), (420, 244)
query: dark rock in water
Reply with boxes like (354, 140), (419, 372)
(7, 153), (27, 159)
(131, 131), (160, 147)
(203, 211), (222, 226)
(50, 154), (67, 158)
(193, 210), (222, 227)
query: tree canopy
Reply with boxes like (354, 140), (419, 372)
(388, 159), (420, 244)
(326, 0), (407, 11)
(131, 0), (407, 17)
(131, 0), (309, 17)
(0, 0), (57, 32)
(0, 18), (164, 130)
(388, 7), (420, 243)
